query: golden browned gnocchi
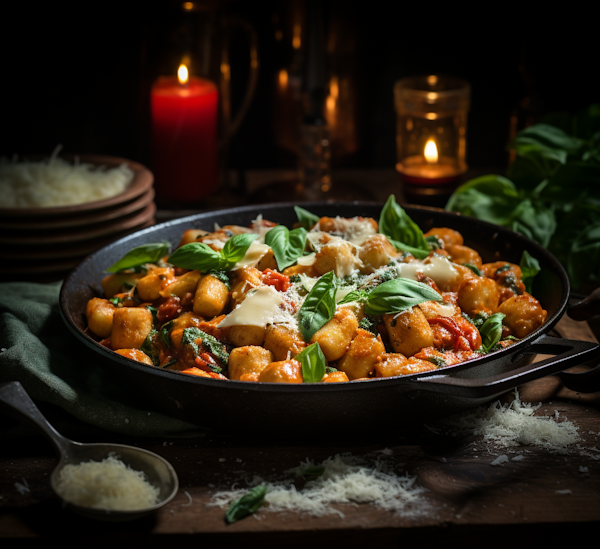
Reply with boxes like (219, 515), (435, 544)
(85, 197), (547, 383)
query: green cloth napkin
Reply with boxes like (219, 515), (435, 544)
(0, 281), (205, 438)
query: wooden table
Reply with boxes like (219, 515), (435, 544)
(1, 314), (598, 547)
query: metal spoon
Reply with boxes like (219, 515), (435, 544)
(0, 381), (179, 521)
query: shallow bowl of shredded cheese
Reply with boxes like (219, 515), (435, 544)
(0, 149), (153, 216)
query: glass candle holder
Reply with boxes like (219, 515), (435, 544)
(394, 75), (470, 187)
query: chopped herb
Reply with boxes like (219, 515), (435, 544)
(358, 315), (378, 335)
(495, 263), (512, 275)
(425, 235), (444, 250)
(160, 320), (174, 347)
(463, 263), (482, 276)
(140, 329), (160, 366)
(208, 269), (231, 290)
(181, 327), (229, 371)
(161, 357), (178, 368)
(426, 356), (446, 368)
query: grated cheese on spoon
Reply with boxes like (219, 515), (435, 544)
(54, 455), (160, 511)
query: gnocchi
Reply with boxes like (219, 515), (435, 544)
(85, 199), (547, 384)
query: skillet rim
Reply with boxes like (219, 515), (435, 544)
(59, 200), (571, 393)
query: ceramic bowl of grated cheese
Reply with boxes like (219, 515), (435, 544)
(0, 151), (155, 282)
(0, 150), (153, 216)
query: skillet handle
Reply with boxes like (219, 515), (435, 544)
(413, 335), (600, 398)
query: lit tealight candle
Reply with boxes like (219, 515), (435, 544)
(151, 64), (219, 204)
(397, 138), (461, 185)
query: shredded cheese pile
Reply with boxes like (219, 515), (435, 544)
(440, 390), (581, 453)
(0, 149), (133, 208)
(210, 451), (429, 518)
(54, 455), (160, 511)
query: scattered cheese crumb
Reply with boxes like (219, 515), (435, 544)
(182, 491), (193, 506)
(555, 489), (573, 495)
(15, 478), (30, 495)
(490, 455), (509, 466)
(210, 452), (428, 519)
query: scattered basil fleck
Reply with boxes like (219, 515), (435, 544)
(296, 342), (327, 383)
(426, 356), (446, 368)
(463, 263), (482, 276)
(140, 329), (160, 366)
(106, 242), (171, 273)
(225, 484), (268, 524)
(364, 277), (442, 316)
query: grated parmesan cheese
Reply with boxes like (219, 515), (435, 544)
(439, 389), (581, 454)
(0, 147), (134, 208)
(54, 455), (160, 511)
(210, 452), (429, 519)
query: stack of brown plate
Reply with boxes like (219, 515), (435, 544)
(0, 155), (155, 282)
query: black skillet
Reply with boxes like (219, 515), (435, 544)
(60, 202), (600, 436)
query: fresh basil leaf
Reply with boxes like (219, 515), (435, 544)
(294, 206), (320, 230)
(567, 221), (600, 289)
(445, 175), (521, 226)
(364, 278), (442, 316)
(337, 289), (368, 305)
(298, 271), (337, 341)
(574, 103), (600, 140)
(480, 313), (506, 353)
(513, 124), (584, 157)
(299, 466), (325, 477)
(379, 195), (429, 258)
(168, 242), (223, 271)
(508, 199), (557, 248)
(265, 225), (308, 270)
(519, 251), (540, 294)
(220, 233), (259, 265)
(169, 233), (258, 273)
(106, 242), (171, 273)
(296, 342), (327, 383)
(225, 484), (267, 524)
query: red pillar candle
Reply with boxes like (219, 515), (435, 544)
(151, 68), (218, 204)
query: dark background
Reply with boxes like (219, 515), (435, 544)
(1, 1), (596, 181)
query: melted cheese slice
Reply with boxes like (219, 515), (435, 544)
(232, 240), (271, 270)
(394, 255), (459, 287)
(218, 285), (291, 327)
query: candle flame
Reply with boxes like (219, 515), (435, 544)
(424, 139), (438, 163)
(177, 64), (189, 85)
(278, 69), (288, 88)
